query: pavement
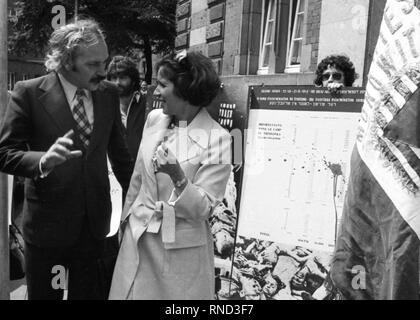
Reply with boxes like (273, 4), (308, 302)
(10, 278), (27, 300)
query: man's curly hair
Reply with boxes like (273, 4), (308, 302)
(314, 55), (358, 87)
(107, 55), (140, 92)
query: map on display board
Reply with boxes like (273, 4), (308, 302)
(217, 86), (364, 300)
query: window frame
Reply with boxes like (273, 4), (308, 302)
(258, 0), (307, 74)
(285, 0), (306, 73)
(258, 0), (278, 75)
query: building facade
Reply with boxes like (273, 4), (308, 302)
(7, 0), (45, 91)
(175, 0), (386, 87)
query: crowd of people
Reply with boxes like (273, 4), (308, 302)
(0, 17), (362, 300)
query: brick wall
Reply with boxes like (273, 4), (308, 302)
(305, 0), (322, 71)
(175, 0), (191, 49)
(207, 0), (226, 74)
(175, 0), (226, 75)
(175, 0), (323, 75)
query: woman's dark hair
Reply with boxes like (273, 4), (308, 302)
(155, 51), (221, 107)
(314, 55), (358, 87)
(107, 55), (140, 92)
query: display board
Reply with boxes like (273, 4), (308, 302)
(217, 85), (365, 300)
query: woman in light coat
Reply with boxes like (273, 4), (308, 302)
(109, 51), (232, 300)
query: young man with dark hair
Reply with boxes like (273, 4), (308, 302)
(107, 56), (146, 159)
(314, 55), (358, 93)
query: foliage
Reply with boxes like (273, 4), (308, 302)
(8, 0), (177, 82)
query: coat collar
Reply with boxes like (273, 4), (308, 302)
(38, 72), (76, 135)
(184, 107), (215, 149)
(150, 107), (215, 141)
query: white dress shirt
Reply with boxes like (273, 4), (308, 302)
(120, 91), (141, 128)
(57, 72), (94, 125)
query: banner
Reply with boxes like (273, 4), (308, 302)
(330, 0), (420, 299)
(217, 85), (364, 300)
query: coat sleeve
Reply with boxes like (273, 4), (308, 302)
(0, 82), (45, 178)
(120, 109), (159, 220)
(168, 127), (232, 222)
(107, 89), (134, 193)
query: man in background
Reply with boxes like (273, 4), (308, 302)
(314, 55), (357, 93)
(107, 56), (146, 160)
(140, 80), (148, 96)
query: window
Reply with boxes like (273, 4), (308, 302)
(22, 74), (30, 80)
(258, 0), (307, 74)
(259, 0), (278, 74)
(8, 73), (16, 91)
(286, 0), (306, 72)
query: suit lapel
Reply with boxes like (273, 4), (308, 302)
(88, 90), (108, 154)
(38, 72), (76, 134)
(127, 97), (146, 130)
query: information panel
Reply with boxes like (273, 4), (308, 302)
(218, 86), (365, 300)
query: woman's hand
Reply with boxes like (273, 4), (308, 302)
(153, 141), (186, 185)
(327, 82), (344, 94)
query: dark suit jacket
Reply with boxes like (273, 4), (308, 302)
(125, 93), (146, 159)
(0, 72), (134, 247)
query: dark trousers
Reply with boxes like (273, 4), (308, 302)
(24, 220), (119, 300)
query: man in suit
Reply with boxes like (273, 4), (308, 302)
(140, 80), (148, 96)
(0, 19), (133, 300)
(107, 56), (147, 160)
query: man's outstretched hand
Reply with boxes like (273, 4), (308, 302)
(40, 130), (83, 174)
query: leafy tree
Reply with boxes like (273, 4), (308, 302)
(8, 0), (177, 83)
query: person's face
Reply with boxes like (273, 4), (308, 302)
(291, 270), (306, 289)
(321, 65), (345, 87)
(154, 67), (185, 116)
(262, 275), (279, 297)
(109, 71), (134, 97)
(255, 241), (263, 251)
(65, 38), (109, 91)
(215, 230), (233, 255)
(240, 277), (263, 300)
(141, 81), (148, 92)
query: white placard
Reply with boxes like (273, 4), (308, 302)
(238, 108), (360, 252)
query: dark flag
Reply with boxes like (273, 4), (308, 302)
(330, 0), (420, 299)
